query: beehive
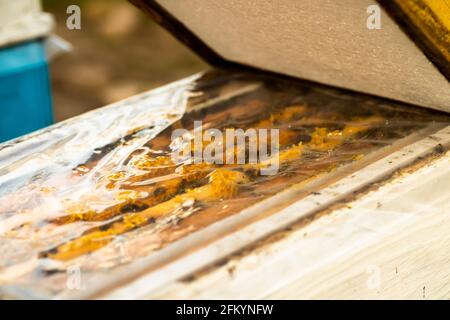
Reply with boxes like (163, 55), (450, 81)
(0, 71), (448, 298)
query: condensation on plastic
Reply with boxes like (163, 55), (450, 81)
(0, 70), (448, 298)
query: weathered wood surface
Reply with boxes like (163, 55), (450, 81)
(101, 127), (450, 299)
(145, 151), (450, 299)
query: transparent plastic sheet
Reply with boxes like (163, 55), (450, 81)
(0, 70), (449, 298)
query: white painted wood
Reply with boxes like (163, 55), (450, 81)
(157, 0), (450, 113)
(0, 0), (53, 47)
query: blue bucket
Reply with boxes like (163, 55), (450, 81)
(0, 40), (53, 143)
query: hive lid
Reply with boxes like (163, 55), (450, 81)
(130, 0), (450, 113)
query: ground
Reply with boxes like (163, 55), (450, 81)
(43, 0), (207, 121)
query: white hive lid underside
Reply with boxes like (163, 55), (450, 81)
(157, 0), (450, 113)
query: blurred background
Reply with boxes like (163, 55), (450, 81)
(43, 0), (207, 121)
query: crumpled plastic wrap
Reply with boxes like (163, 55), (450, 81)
(0, 70), (448, 298)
